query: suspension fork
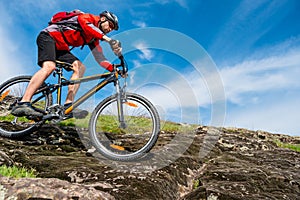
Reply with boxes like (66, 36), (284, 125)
(115, 79), (126, 129)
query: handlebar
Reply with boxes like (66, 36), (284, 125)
(114, 54), (128, 76)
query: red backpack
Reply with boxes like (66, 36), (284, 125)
(49, 9), (84, 25)
(48, 10), (86, 50)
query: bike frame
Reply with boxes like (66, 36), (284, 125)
(38, 62), (125, 123)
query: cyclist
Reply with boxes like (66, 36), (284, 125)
(11, 10), (122, 119)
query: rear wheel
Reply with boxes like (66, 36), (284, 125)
(0, 76), (52, 138)
(89, 93), (160, 161)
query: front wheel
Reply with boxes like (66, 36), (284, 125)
(0, 76), (52, 138)
(89, 93), (160, 161)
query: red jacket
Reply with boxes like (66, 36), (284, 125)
(43, 13), (113, 71)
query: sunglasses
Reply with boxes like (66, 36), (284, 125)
(108, 21), (115, 30)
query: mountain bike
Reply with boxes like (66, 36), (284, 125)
(0, 55), (160, 161)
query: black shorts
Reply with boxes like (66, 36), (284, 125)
(36, 32), (79, 70)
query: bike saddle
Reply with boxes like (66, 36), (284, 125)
(56, 60), (73, 71)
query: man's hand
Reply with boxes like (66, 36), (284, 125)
(109, 39), (122, 56)
(115, 67), (127, 78)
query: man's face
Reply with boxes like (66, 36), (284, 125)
(100, 21), (112, 34)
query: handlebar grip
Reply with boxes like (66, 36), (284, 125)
(118, 54), (124, 60)
(119, 55), (128, 74)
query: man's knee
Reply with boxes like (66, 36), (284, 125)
(42, 61), (56, 73)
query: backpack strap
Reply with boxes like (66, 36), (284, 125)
(54, 21), (87, 50)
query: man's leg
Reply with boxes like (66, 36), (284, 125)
(11, 61), (56, 118)
(12, 31), (57, 118)
(65, 60), (86, 104)
(21, 61), (56, 102)
(63, 60), (88, 119)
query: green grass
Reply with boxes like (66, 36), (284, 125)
(58, 115), (196, 134)
(275, 140), (300, 152)
(161, 121), (197, 132)
(95, 115), (156, 134)
(0, 114), (30, 123)
(0, 165), (37, 178)
(193, 179), (200, 189)
(58, 118), (76, 127)
(0, 111), (196, 134)
(58, 114), (198, 134)
(58, 116), (89, 128)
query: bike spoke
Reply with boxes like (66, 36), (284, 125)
(0, 76), (52, 138)
(89, 93), (160, 161)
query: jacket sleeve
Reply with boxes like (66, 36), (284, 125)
(78, 14), (113, 71)
(88, 40), (113, 72)
(77, 14), (104, 40)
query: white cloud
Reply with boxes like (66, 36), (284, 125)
(132, 20), (147, 28)
(221, 48), (300, 105)
(128, 69), (201, 124)
(133, 41), (155, 60)
(0, 6), (27, 82)
(0, 1), (65, 83)
(220, 46), (300, 135)
(127, 43), (300, 135)
(225, 96), (300, 136)
(154, 0), (188, 9)
(174, 0), (188, 8)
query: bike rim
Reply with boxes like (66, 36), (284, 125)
(0, 78), (49, 135)
(91, 95), (159, 159)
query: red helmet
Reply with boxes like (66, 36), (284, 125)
(100, 11), (119, 30)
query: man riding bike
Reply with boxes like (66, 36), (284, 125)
(11, 10), (122, 119)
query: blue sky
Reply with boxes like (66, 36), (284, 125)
(0, 0), (299, 136)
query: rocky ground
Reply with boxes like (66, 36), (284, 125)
(0, 124), (299, 200)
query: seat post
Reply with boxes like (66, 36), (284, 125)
(55, 66), (63, 105)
